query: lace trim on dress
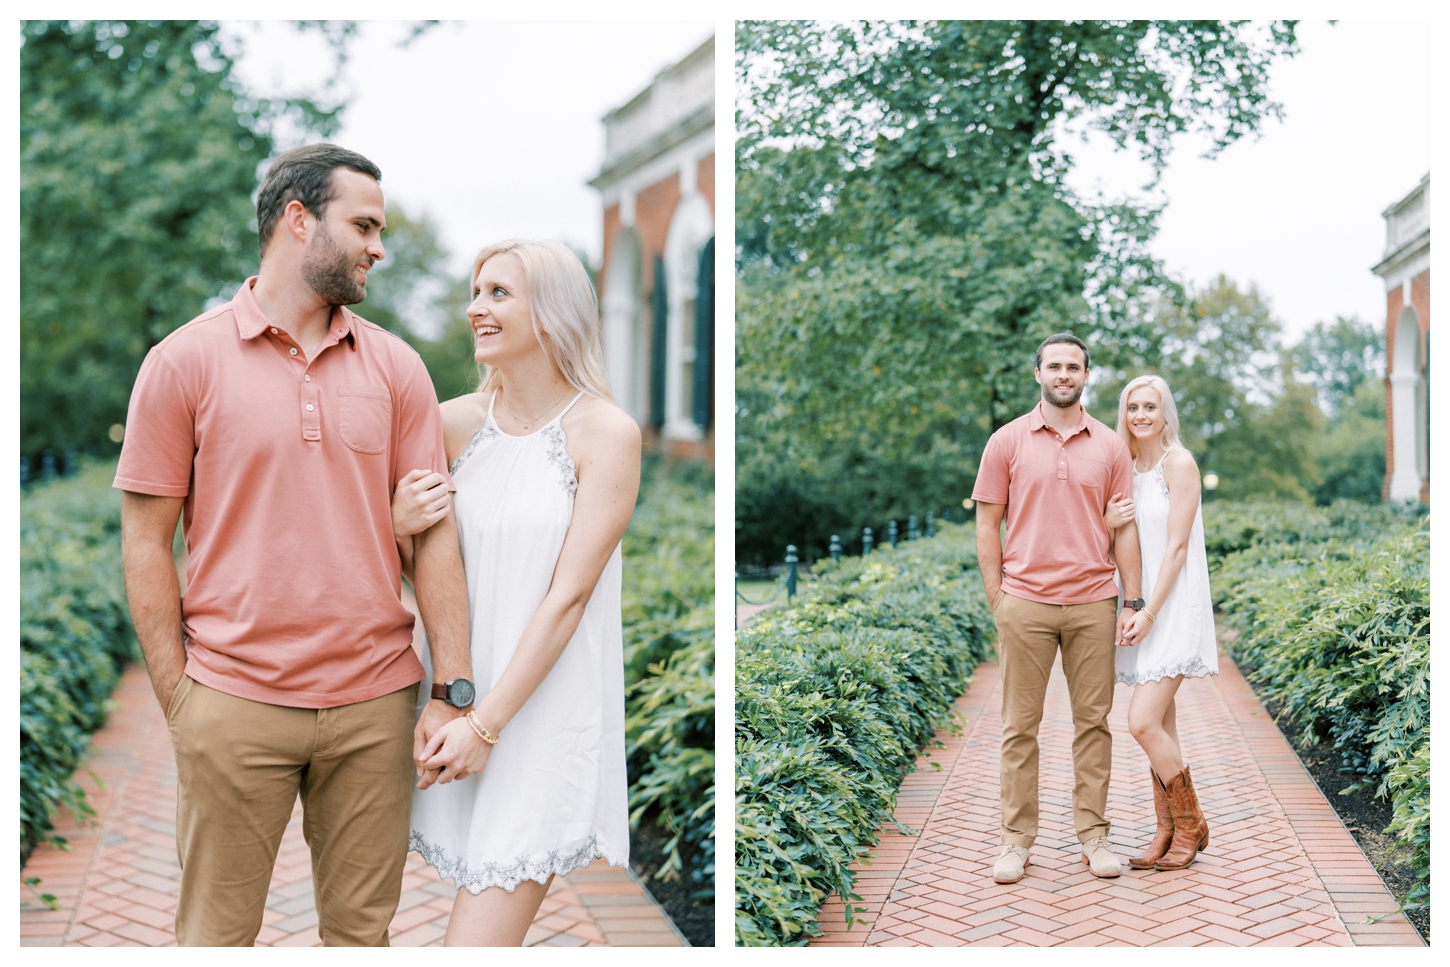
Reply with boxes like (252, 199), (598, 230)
(1152, 462), (1171, 500)
(409, 830), (622, 894)
(1133, 448), (1174, 500)
(449, 421), (500, 476)
(1116, 655), (1218, 686)
(540, 423), (578, 498)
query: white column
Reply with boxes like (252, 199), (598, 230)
(602, 286), (635, 420)
(679, 156), (698, 199)
(1388, 371), (1422, 501)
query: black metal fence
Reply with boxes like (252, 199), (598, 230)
(735, 505), (973, 624)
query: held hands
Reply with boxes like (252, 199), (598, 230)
(413, 698), (465, 788)
(1116, 608), (1154, 647)
(415, 713), (493, 790)
(1104, 492), (1136, 530)
(393, 469), (451, 540)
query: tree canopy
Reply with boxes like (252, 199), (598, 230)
(734, 20), (1310, 562)
(20, 20), (342, 463)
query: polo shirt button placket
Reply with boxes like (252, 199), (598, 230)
(302, 362), (321, 442)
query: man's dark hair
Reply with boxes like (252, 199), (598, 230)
(255, 144), (382, 257)
(1035, 332), (1090, 370)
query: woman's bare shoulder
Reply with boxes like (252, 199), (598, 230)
(564, 396), (642, 458)
(440, 392), (490, 461)
(1163, 446), (1200, 487)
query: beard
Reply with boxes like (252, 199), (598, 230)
(1042, 382), (1084, 408)
(301, 225), (368, 306)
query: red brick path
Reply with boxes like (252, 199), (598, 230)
(18, 664), (685, 947)
(809, 653), (1424, 947)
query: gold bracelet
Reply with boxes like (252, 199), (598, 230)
(1142, 609), (1158, 622)
(465, 710), (500, 745)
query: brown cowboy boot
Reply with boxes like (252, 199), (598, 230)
(1155, 765), (1209, 870)
(1129, 770), (1173, 870)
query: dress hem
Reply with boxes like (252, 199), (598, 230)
(1116, 658), (1219, 687)
(409, 829), (627, 895)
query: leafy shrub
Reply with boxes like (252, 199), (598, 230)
(735, 524), (994, 945)
(1211, 504), (1429, 910)
(20, 461), (138, 862)
(1384, 734), (1430, 912)
(623, 457), (715, 902)
(1202, 498), (1421, 561)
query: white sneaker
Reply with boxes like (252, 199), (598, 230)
(993, 844), (1031, 883)
(1081, 835), (1122, 878)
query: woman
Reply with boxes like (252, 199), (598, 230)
(1104, 374), (1216, 871)
(391, 239), (641, 944)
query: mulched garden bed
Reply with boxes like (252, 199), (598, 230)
(629, 821), (714, 946)
(1262, 699), (1428, 943)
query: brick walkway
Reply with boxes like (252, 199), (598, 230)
(19, 664), (686, 947)
(810, 653), (1424, 947)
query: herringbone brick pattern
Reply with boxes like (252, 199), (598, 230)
(810, 651), (1423, 947)
(18, 665), (684, 947)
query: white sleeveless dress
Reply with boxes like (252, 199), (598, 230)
(409, 392), (629, 893)
(1115, 448), (1219, 685)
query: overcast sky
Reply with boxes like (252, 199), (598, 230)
(227, 19), (1431, 345)
(1063, 19), (1433, 342)
(226, 20), (714, 277)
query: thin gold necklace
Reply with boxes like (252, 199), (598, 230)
(504, 388), (569, 432)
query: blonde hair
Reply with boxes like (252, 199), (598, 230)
(471, 239), (613, 402)
(1116, 374), (1181, 459)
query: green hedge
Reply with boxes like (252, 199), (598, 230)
(735, 524), (995, 945)
(1208, 501), (1429, 911)
(1202, 498), (1421, 559)
(21, 461), (138, 863)
(622, 457), (716, 902)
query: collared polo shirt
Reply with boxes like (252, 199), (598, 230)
(115, 278), (453, 708)
(971, 401), (1134, 605)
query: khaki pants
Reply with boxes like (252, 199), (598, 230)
(992, 592), (1117, 848)
(166, 676), (418, 946)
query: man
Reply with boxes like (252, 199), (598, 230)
(971, 332), (1143, 884)
(116, 144), (475, 945)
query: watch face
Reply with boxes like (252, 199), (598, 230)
(447, 678), (475, 707)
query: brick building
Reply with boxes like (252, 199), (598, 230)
(590, 35), (714, 459)
(1371, 173), (1430, 503)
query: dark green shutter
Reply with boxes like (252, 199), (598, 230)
(692, 238), (714, 431)
(649, 255), (667, 429)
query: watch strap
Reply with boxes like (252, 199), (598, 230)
(431, 682), (449, 701)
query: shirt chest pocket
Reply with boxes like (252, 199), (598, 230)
(337, 385), (392, 454)
(1075, 457), (1107, 489)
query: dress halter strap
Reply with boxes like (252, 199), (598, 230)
(554, 391), (587, 422)
(486, 390), (499, 421)
(1137, 444), (1176, 474)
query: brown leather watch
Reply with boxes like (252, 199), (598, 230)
(431, 678), (475, 708)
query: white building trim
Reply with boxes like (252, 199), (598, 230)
(661, 192), (714, 441)
(602, 227), (643, 422)
(1388, 306), (1426, 501)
